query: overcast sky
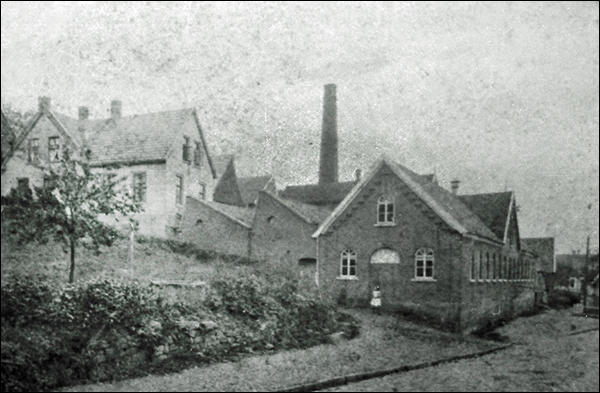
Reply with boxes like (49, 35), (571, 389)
(1, 1), (598, 254)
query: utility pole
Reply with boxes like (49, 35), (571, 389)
(582, 236), (590, 312)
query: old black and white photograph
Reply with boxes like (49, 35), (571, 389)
(1, 1), (598, 392)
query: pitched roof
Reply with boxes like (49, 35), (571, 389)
(186, 196), (254, 228)
(279, 181), (356, 206)
(521, 237), (555, 257)
(459, 192), (513, 241)
(212, 154), (235, 178)
(314, 155), (501, 243)
(259, 190), (334, 225)
(237, 175), (274, 205)
(2, 106), (216, 178)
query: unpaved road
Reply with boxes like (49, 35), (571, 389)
(323, 328), (599, 392)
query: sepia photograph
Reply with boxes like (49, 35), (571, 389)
(1, 1), (598, 391)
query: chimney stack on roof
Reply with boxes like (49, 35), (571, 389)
(38, 96), (51, 113)
(319, 83), (338, 185)
(110, 100), (122, 119)
(450, 179), (460, 195)
(78, 106), (89, 121)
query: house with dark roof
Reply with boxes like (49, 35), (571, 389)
(211, 154), (245, 207)
(1, 97), (217, 237)
(312, 155), (538, 333)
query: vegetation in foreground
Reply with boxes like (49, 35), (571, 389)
(0, 234), (359, 392)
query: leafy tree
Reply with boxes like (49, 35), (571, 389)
(1, 158), (142, 283)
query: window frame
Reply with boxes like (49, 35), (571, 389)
(48, 136), (60, 162)
(28, 138), (40, 163)
(414, 248), (435, 281)
(193, 141), (202, 167)
(339, 250), (357, 280)
(375, 194), (395, 226)
(199, 182), (206, 200)
(182, 136), (191, 163)
(132, 172), (147, 203)
(176, 175), (184, 205)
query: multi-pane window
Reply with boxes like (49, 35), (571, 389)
(340, 250), (357, 278)
(182, 136), (191, 162)
(176, 175), (184, 205)
(48, 136), (60, 161)
(199, 183), (206, 200)
(415, 248), (434, 279)
(193, 142), (202, 166)
(28, 138), (39, 162)
(133, 172), (146, 202)
(479, 251), (484, 280)
(377, 195), (394, 224)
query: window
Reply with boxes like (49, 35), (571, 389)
(43, 176), (56, 190)
(415, 248), (434, 279)
(182, 136), (191, 162)
(48, 136), (60, 161)
(133, 172), (146, 202)
(503, 256), (508, 280)
(479, 251), (484, 280)
(377, 195), (394, 224)
(193, 142), (202, 166)
(176, 175), (183, 205)
(199, 183), (206, 200)
(470, 253), (477, 281)
(28, 138), (39, 162)
(485, 252), (491, 280)
(340, 250), (357, 278)
(493, 254), (498, 280)
(17, 177), (29, 191)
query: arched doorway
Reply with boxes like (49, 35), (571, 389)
(370, 249), (401, 307)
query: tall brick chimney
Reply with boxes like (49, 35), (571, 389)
(38, 96), (51, 113)
(110, 100), (122, 119)
(319, 84), (338, 184)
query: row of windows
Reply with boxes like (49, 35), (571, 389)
(469, 252), (534, 282)
(182, 137), (203, 167)
(340, 248), (435, 280)
(134, 173), (206, 204)
(28, 137), (61, 163)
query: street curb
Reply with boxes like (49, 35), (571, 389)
(275, 343), (513, 392)
(568, 327), (600, 336)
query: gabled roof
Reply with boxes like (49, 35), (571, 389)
(186, 196), (254, 229)
(212, 154), (235, 179)
(2, 105), (217, 178)
(313, 155), (501, 243)
(237, 175), (275, 206)
(459, 192), (514, 241)
(211, 154), (244, 206)
(258, 190), (333, 225)
(279, 181), (355, 206)
(1, 109), (83, 168)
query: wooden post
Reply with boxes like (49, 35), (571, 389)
(583, 236), (590, 312)
(130, 223), (135, 264)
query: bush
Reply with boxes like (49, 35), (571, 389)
(548, 289), (580, 309)
(1, 273), (360, 392)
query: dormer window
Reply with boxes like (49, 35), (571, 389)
(377, 195), (395, 224)
(183, 136), (191, 162)
(48, 136), (60, 161)
(28, 138), (39, 162)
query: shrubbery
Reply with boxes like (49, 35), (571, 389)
(1, 274), (359, 392)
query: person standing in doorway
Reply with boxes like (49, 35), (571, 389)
(371, 285), (382, 314)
